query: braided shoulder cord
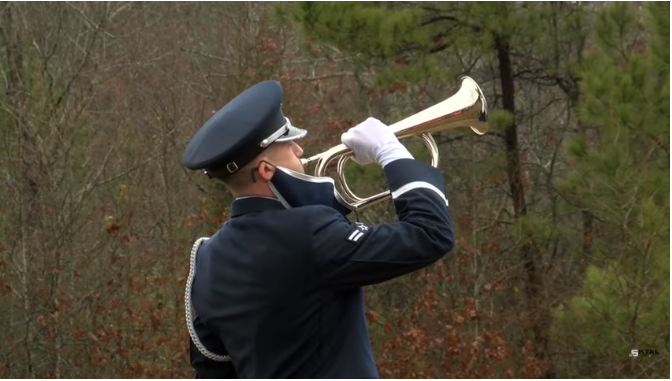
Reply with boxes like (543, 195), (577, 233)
(185, 237), (231, 362)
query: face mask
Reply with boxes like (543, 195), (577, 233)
(264, 164), (353, 216)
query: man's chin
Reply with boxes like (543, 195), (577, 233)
(293, 165), (306, 175)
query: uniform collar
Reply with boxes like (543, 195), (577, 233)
(230, 196), (286, 217)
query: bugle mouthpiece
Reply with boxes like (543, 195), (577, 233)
(301, 155), (319, 167)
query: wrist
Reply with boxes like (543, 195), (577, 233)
(377, 143), (414, 168)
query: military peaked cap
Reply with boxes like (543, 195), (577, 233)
(181, 80), (307, 174)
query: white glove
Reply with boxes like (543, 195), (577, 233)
(341, 117), (413, 167)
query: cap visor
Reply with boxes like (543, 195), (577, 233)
(275, 125), (307, 142)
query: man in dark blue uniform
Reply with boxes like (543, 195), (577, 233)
(181, 80), (454, 378)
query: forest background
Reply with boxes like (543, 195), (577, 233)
(0, 1), (668, 379)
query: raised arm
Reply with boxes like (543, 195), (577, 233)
(310, 118), (454, 289)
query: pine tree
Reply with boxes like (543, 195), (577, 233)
(552, 2), (669, 377)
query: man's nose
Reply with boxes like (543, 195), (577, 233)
(293, 142), (304, 158)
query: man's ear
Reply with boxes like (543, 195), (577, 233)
(256, 160), (276, 182)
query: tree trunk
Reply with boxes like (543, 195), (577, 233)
(495, 35), (551, 377)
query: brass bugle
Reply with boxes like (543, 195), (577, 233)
(300, 76), (489, 211)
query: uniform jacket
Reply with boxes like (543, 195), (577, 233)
(188, 158), (455, 378)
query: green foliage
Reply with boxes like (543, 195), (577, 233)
(488, 109), (515, 133)
(282, 1), (591, 90)
(552, 2), (670, 377)
(287, 2), (427, 58)
(559, 0), (669, 226)
(556, 240), (669, 376)
(280, 1), (459, 84)
(552, 253), (669, 377)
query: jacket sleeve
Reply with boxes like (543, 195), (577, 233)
(309, 159), (455, 289)
(189, 315), (238, 379)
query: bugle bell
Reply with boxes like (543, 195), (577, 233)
(300, 76), (489, 212)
